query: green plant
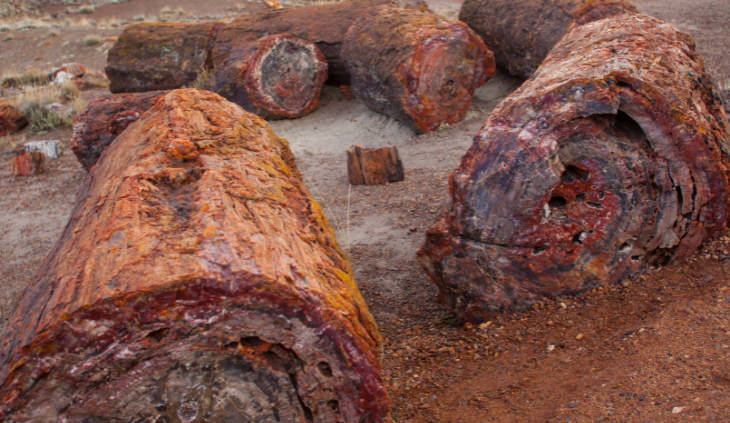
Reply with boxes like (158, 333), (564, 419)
(83, 35), (102, 46)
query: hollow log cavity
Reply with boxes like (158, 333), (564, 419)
(1, 89), (388, 422)
(419, 14), (730, 322)
(342, 6), (495, 133)
(458, 0), (637, 79)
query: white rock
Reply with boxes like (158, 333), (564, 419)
(25, 140), (61, 159)
(671, 406), (685, 414)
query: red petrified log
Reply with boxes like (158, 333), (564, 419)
(10, 151), (44, 176)
(347, 144), (404, 185)
(70, 91), (166, 170)
(419, 15), (730, 322)
(208, 32), (328, 119)
(0, 99), (28, 136)
(459, 0), (637, 79)
(1, 89), (388, 421)
(106, 22), (215, 93)
(342, 6), (495, 133)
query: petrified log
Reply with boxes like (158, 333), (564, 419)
(347, 144), (404, 185)
(459, 0), (637, 79)
(70, 91), (166, 170)
(1, 89), (389, 421)
(10, 151), (44, 176)
(342, 6), (494, 133)
(418, 14), (730, 322)
(106, 22), (215, 93)
(208, 32), (328, 119)
(0, 99), (28, 136)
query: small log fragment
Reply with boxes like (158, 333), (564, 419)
(419, 15), (730, 322)
(347, 144), (404, 185)
(208, 32), (328, 119)
(24, 140), (61, 159)
(106, 22), (215, 92)
(0, 99), (28, 136)
(1, 89), (388, 422)
(70, 91), (166, 170)
(342, 6), (495, 133)
(10, 151), (44, 176)
(459, 0), (637, 79)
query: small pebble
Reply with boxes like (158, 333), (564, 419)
(671, 406), (685, 414)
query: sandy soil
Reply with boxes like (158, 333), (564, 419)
(0, 0), (728, 421)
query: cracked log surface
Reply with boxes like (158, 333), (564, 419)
(71, 91), (166, 170)
(419, 14), (730, 322)
(342, 6), (494, 133)
(208, 32), (328, 120)
(459, 0), (637, 79)
(1, 89), (388, 422)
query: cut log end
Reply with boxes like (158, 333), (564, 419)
(347, 144), (404, 185)
(245, 34), (328, 119)
(10, 152), (44, 176)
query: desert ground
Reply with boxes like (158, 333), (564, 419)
(0, 0), (728, 421)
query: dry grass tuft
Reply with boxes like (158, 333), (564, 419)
(188, 68), (214, 91)
(83, 35), (102, 47)
(2, 68), (52, 88)
(10, 82), (84, 131)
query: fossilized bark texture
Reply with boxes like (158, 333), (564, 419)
(347, 145), (404, 185)
(1, 89), (388, 422)
(70, 91), (166, 170)
(419, 14), (730, 322)
(10, 152), (44, 176)
(459, 0), (637, 79)
(0, 99), (27, 136)
(106, 22), (215, 93)
(208, 32), (328, 119)
(342, 6), (494, 133)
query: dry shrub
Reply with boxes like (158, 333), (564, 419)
(2, 68), (52, 88)
(10, 82), (83, 131)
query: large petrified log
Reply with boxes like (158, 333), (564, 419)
(418, 14), (730, 322)
(1, 89), (389, 421)
(106, 22), (215, 93)
(70, 91), (166, 170)
(459, 0), (637, 79)
(342, 6), (494, 133)
(208, 31), (328, 119)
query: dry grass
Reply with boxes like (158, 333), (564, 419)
(0, 133), (26, 154)
(2, 68), (52, 88)
(9, 82), (84, 131)
(83, 35), (102, 46)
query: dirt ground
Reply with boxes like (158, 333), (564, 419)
(1, 0), (728, 421)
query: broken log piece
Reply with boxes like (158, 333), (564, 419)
(0, 99), (28, 136)
(70, 91), (167, 170)
(106, 22), (215, 92)
(217, 0), (428, 86)
(342, 6), (495, 133)
(418, 14), (730, 322)
(10, 151), (44, 176)
(209, 32), (328, 119)
(347, 144), (404, 185)
(1, 89), (389, 422)
(459, 0), (637, 79)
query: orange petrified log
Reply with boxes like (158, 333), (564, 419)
(347, 145), (404, 185)
(419, 15), (730, 322)
(342, 6), (495, 133)
(459, 0), (637, 79)
(1, 89), (389, 422)
(71, 91), (167, 170)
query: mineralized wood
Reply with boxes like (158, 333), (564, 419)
(10, 151), (43, 176)
(70, 91), (166, 170)
(0, 99), (27, 136)
(106, 22), (215, 92)
(419, 15), (730, 322)
(208, 32), (328, 119)
(342, 6), (495, 133)
(459, 0), (637, 79)
(1, 89), (389, 422)
(347, 144), (404, 185)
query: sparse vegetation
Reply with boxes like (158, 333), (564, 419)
(76, 5), (95, 15)
(2, 68), (52, 88)
(188, 68), (214, 91)
(83, 35), (102, 46)
(9, 82), (85, 131)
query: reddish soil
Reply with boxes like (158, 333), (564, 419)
(0, 0), (728, 421)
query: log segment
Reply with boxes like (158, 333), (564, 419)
(1, 89), (389, 422)
(208, 32), (328, 119)
(0, 99), (27, 136)
(10, 151), (44, 176)
(70, 91), (166, 170)
(106, 22), (215, 93)
(347, 145), (404, 185)
(342, 6), (494, 133)
(418, 15), (730, 322)
(459, 0), (637, 79)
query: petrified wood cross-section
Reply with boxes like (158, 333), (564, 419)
(342, 5), (495, 133)
(1, 89), (389, 422)
(459, 0), (637, 79)
(419, 14), (730, 322)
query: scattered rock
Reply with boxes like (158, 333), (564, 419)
(347, 144), (404, 185)
(0, 99), (28, 136)
(42, 102), (74, 120)
(24, 140), (61, 159)
(52, 62), (86, 78)
(10, 151), (44, 176)
(672, 406), (685, 414)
